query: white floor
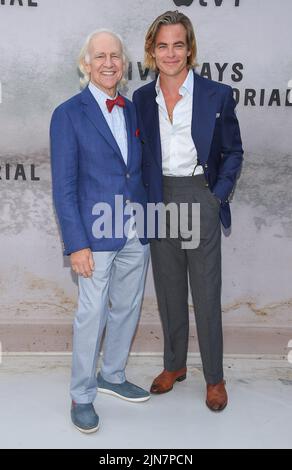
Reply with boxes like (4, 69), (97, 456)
(1, 354), (292, 449)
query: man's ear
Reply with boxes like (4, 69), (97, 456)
(83, 60), (91, 75)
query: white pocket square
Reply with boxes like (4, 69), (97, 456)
(216, 113), (221, 118)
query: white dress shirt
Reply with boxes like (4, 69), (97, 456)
(88, 82), (128, 165)
(155, 70), (203, 177)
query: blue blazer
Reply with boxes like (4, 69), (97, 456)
(50, 86), (148, 255)
(133, 71), (243, 229)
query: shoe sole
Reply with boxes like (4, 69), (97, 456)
(150, 374), (187, 395)
(97, 387), (150, 402)
(73, 422), (100, 434)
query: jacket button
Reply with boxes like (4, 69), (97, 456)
(126, 173), (130, 179)
(205, 183), (209, 188)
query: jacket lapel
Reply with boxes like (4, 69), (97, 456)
(81, 86), (125, 164)
(143, 83), (162, 169)
(123, 102), (133, 169)
(192, 72), (217, 165)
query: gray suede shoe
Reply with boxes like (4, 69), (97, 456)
(97, 372), (150, 402)
(71, 401), (99, 434)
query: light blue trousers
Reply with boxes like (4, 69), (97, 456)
(70, 236), (150, 404)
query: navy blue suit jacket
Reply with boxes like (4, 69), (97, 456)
(50, 86), (148, 255)
(133, 71), (243, 229)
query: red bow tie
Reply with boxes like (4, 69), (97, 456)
(106, 95), (125, 113)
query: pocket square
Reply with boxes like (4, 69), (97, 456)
(216, 113), (221, 118)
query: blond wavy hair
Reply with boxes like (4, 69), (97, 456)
(144, 11), (198, 72)
(78, 29), (129, 89)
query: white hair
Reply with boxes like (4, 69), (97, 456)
(78, 28), (129, 89)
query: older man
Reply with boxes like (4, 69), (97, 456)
(50, 30), (150, 434)
(133, 11), (243, 411)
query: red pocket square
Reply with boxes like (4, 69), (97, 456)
(135, 128), (140, 138)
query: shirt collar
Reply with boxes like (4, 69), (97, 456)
(155, 69), (194, 98)
(88, 81), (117, 110)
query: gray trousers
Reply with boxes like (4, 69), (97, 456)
(150, 175), (223, 384)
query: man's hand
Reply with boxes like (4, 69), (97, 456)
(70, 248), (95, 278)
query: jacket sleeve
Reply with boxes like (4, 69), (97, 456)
(132, 91), (140, 128)
(212, 86), (244, 203)
(50, 105), (90, 255)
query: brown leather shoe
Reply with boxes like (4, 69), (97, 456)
(150, 367), (187, 394)
(206, 380), (228, 412)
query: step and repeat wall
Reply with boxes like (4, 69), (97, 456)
(0, 0), (291, 332)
